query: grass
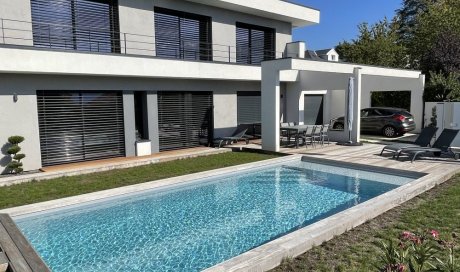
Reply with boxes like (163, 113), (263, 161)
(272, 175), (460, 272)
(0, 151), (280, 210)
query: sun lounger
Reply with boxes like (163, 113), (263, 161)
(396, 129), (459, 162)
(380, 127), (438, 157)
(214, 128), (249, 148)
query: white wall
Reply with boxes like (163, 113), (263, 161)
(0, 0), (33, 46)
(213, 91), (238, 138)
(119, 0), (156, 56)
(328, 89), (346, 120)
(361, 75), (424, 133)
(0, 89), (41, 173)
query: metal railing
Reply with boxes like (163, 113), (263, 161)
(0, 18), (285, 64)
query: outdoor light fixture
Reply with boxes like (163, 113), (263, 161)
(13, 93), (18, 103)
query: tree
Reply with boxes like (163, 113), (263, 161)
(410, 0), (460, 74)
(395, 0), (437, 68)
(396, 0), (435, 43)
(336, 18), (408, 68)
(424, 71), (460, 101)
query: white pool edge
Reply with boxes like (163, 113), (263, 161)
(1, 155), (302, 217)
(203, 167), (457, 272)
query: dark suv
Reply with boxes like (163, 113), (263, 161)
(332, 107), (416, 137)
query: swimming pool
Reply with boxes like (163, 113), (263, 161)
(15, 157), (417, 272)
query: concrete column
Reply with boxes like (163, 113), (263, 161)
(261, 64), (281, 151)
(352, 67), (362, 143)
(410, 74), (425, 132)
(146, 91), (160, 153)
(123, 91), (136, 157)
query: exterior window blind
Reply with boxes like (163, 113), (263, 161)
(37, 91), (125, 166)
(31, 0), (120, 53)
(237, 92), (261, 124)
(154, 7), (212, 61)
(236, 22), (275, 64)
(158, 92), (213, 151)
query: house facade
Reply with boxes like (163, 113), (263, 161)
(0, 0), (424, 173)
(0, 0), (320, 172)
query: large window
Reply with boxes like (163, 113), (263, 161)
(37, 91), (125, 166)
(31, 0), (120, 53)
(236, 22), (275, 64)
(154, 7), (212, 61)
(157, 92), (213, 151)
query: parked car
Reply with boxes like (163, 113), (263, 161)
(332, 107), (416, 137)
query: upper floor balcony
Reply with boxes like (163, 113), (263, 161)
(0, 0), (319, 81)
(0, 17), (285, 65)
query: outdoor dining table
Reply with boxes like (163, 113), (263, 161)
(280, 125), (311, 148)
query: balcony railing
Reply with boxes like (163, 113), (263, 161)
(0, 18), (285, 64)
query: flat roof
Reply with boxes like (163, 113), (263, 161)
(184, 0), (320, 27)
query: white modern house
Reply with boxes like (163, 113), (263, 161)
(0, 0), (423, 173)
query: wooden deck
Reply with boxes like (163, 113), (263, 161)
(234, 140), (460, 175)
(284, 142), (460, 174)
(40, 146), (222, 173)
(0, 214), (50, 272)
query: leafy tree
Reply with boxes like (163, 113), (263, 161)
(424, 71), (460, 101)
(396, 0), (435, 43)
(395, 0), (437, 68)
(411, 0), (460, 74)
(336, 18), (408, 68)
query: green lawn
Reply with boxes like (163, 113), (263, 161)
(272, 175), (460, 272)
(0, 152), (280, 210)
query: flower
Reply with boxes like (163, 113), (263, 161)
(430, 230), (439, 239)
(401, 231), (414, 240)
(397, 263), (406, 272)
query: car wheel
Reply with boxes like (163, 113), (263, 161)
(383, 126), (397, 138)
(333, 123), (344, 130)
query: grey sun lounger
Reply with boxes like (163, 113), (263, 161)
(214, 128), (249, 148)
(380, 127), (438, 157)
(396, 129), (460, 163)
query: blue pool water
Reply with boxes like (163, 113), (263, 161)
(15, 160), (414, 272)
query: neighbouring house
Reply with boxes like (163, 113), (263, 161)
(315, 48), (339, 62)
(0, 0), (424, 172)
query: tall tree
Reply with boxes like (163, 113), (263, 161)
(411, 0), (460, 74)
(336, 18), (408, 68)
(396, 0), (434, 43)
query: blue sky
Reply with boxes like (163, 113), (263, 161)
(290, 0), (403, 50)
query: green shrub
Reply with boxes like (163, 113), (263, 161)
(7, 161), (23, 169)
(5, 135), (25, 174)
(8, 136), (25, 145)
(7, 145), (21, 155)
(13, 154), (26, 161)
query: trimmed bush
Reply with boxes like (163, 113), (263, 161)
(8, 136), (24, 145)
(7, 145), (21, 155)
(6, 135), (25, 174)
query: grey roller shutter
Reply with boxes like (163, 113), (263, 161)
(31, 0), (120, 52)
(236, 22), (275, 64)
(158, 92), (213, 151)
(37, 91), (125, 166)
(154, 7), (212, 61)
(237, 92), (261, 125)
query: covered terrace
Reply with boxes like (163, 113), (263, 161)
(261, 55), (425, 152)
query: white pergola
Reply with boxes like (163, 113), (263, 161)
(261, 58), (425, 152)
